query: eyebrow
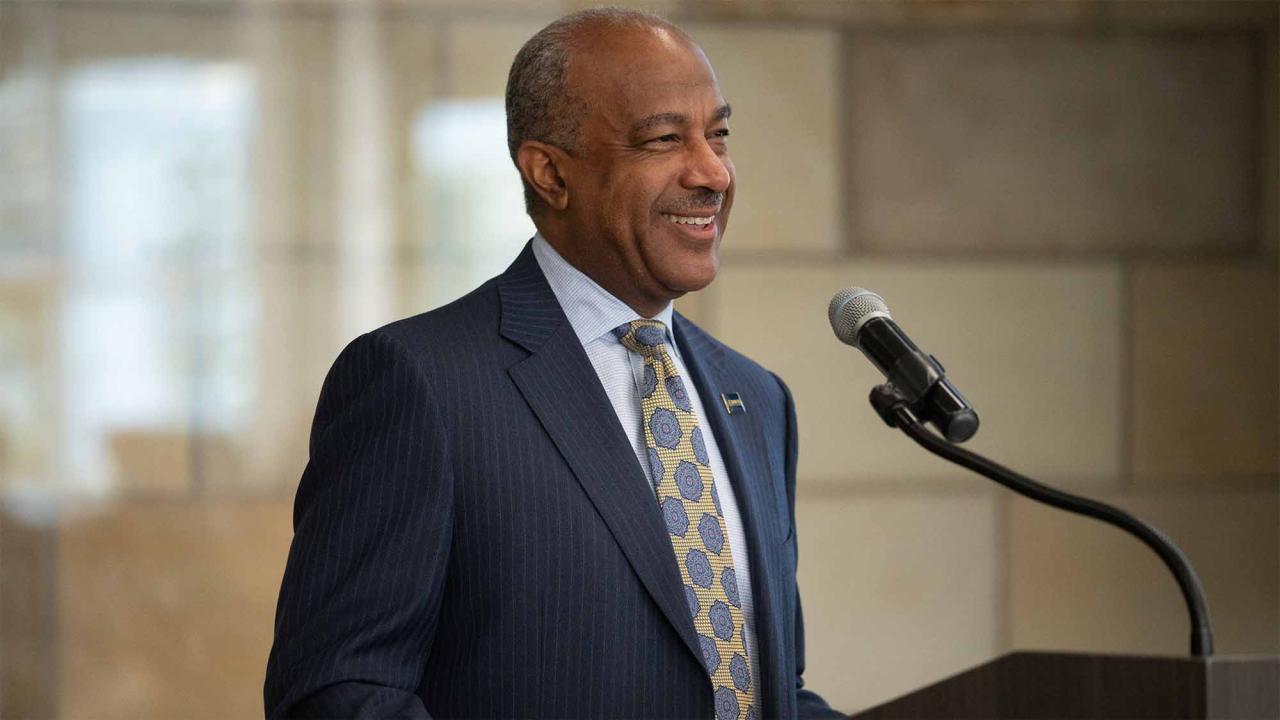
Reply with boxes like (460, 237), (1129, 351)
(630, 104), (733, 135)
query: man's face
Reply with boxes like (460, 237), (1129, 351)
(558, 26), (735, 315)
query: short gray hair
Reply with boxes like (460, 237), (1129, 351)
(505, 7), (673, 212)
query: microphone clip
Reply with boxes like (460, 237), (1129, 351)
(870, 353), (980, 444)
(869, 383), (916, 430)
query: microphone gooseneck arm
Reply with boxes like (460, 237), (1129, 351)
(869, 383), (1215, 657)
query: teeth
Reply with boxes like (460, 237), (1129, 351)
(662, 213), (714, 226)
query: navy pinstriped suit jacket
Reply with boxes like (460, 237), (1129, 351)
(264, 244), (841, 719)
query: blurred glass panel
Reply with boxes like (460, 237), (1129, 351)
(62, 60), (252, 265)
(411, 98), (532, 308)
(56, 59), (255, 497)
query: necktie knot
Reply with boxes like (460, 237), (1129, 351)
(612, 319), (669, 358)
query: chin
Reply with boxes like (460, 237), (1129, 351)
(663, 265), (718, 295)
(639, 236), (720, 296)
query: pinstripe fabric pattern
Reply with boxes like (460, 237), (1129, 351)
(531, 235), (760, 690)
(264, 242), (842, 719)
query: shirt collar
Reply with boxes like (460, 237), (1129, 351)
(531, 233), (677, 348)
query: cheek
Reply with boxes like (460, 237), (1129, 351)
(599, 175), (657, 224)
(629, 164), (682, 212)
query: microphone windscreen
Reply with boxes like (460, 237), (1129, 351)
(828, 287), (891, 347)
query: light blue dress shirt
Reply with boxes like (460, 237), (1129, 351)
(531, 233), (760, 687)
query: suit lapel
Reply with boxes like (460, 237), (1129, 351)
(675, 314), (792, 720)
(498, 245), (706, 670)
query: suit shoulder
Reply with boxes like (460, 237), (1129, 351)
(316, 277), (509, 399)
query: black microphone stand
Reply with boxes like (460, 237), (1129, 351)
(868, 383), (1215, 657)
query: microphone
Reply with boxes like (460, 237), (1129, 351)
(831, 288), (1215, 656)
(828, 287), (980, 443)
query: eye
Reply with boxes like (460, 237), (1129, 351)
(650, 134), (679, 144)
(711, 128), (730, 139)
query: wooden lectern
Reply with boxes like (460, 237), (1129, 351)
(849, 651), (1280, 719)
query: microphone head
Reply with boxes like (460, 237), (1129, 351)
(828, 287), (892, 347)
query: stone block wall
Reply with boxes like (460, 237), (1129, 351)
(689, 2), (1279, 710)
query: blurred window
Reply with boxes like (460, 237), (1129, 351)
(63, 60), (252, 265)
(412, 99), (533, 305)
(57, 59), (254, 495)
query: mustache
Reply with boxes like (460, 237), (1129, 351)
(662, 191), (725, 214)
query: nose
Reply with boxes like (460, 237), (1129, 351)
(681, 136), (732, 194)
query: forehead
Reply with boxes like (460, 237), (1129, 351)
(568, 26), (725, 123)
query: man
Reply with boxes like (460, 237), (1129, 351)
(265, 8), (840, 719)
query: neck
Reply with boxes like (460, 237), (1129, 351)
(536, 224), (674, 318)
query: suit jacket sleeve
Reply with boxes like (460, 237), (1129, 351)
(776, 373), (847, 719)
(264, 330), (451, 719)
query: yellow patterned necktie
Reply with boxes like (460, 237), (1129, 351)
(613, 319), (757, 720)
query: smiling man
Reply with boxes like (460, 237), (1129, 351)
(265, 8), (840, 720)
(512, 16), (733, 317)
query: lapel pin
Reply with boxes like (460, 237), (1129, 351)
(721, 393), (746, 415)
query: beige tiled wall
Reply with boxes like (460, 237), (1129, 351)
(697, 5), (1278, 716)
(1, 3), (1276, 718)
(688, 24), (842, 256)
(795, 490), (1005, 711)
(1262, 31), (1279, 257)
(447, 19), (553, 97)
(845, 32), (1257, 254)
(712, 260), (1125, 487)
(1009, 487), (1279, 655)
(1131, 262), (1279, 482)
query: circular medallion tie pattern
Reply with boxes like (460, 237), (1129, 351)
(614, 319), (756, 720)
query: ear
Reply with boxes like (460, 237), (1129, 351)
(516, 141), (570, 211)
